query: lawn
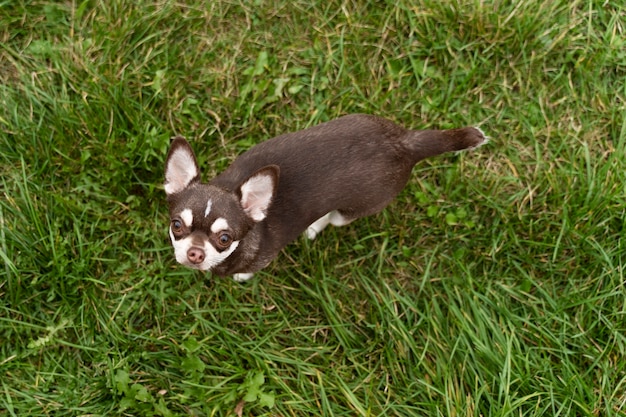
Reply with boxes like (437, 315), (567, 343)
(1, 0), (625, 415)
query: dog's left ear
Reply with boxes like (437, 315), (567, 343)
(164, 136), (201, 196)
(238, 165), (279, 222)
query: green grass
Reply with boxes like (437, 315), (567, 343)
(1, 0), (625, 415)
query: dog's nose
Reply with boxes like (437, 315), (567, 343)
(187, 247), (205, 264)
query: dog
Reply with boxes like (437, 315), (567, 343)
(164, 114), (487, 281)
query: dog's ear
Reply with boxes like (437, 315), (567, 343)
(164, 136), (201, 196)
(238, 165), (279, 222)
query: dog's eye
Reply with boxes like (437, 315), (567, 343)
(217, 232), (232, 247)
(171, 219), (184, 234)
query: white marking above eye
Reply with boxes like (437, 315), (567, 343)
(205, 199), (212, 217)
(211, 217), (229, 233)
(180, 209), (193, 227)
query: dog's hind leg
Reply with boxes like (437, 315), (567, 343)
(305, 213), (331, 240)
(306, 210), (353, 240)
(233, 272), (255, 282)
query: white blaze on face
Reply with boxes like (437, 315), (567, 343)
(169, 214), (239, 271)
(204, 199), (212, 218)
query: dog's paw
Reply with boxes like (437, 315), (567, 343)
(233, 273), (254, 282)
(305, 226), (319, 240)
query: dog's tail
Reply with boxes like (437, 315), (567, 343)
(402, 126), (488, 163)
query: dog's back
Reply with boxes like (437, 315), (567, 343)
(208, 114), (486, 274)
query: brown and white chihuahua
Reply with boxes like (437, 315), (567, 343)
(164, 114), (487, 281)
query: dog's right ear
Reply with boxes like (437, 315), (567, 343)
(164, 136), (201, 196)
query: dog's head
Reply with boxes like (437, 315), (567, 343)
(164, 137), (278, 271)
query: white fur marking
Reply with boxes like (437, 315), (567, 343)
(306, 213), (331, 240)
(164, 148), (198, 195)
(306, 211), (352, 240)
(180, 209), (193, 227)
(329, 211), (352, 226)
(205, 199), (213, 217)
(233, 273), (254, 282)
(211, 217), (229, 233)
(169, 228), (240, 271)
